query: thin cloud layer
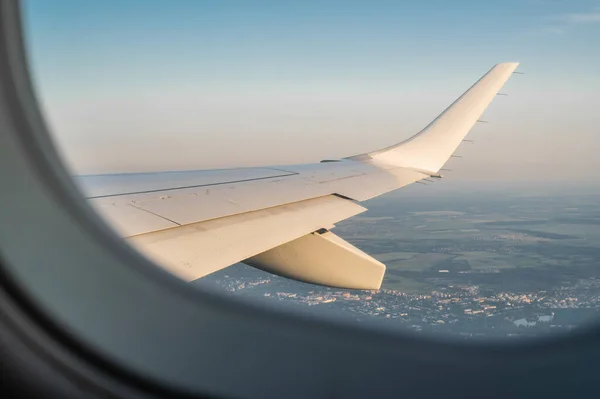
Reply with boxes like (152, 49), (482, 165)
(566, 6), (600, 23)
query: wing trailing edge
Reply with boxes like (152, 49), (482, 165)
(127, 195), (366, 282)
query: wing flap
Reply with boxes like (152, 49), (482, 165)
(127, 195), (366, 281)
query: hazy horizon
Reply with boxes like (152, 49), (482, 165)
(23, 0), (600, 181)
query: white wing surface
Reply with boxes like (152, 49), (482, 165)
(77, 63), (519, 290)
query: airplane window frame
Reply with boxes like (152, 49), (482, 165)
(1, 1), (600, 398)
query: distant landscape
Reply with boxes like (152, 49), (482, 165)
(194, 184), (600, 339)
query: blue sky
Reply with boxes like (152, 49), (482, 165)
(23, 0), (600, 182)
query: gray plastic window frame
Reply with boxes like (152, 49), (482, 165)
(1, 1), (600, 398)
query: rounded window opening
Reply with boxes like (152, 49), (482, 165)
(23, 1), (600, 340)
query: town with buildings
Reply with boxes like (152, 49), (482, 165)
(206, 272), (600, 338)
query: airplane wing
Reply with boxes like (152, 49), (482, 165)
(76, 62), (519, 290)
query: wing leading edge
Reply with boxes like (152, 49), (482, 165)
(82, 63), (519, 290)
